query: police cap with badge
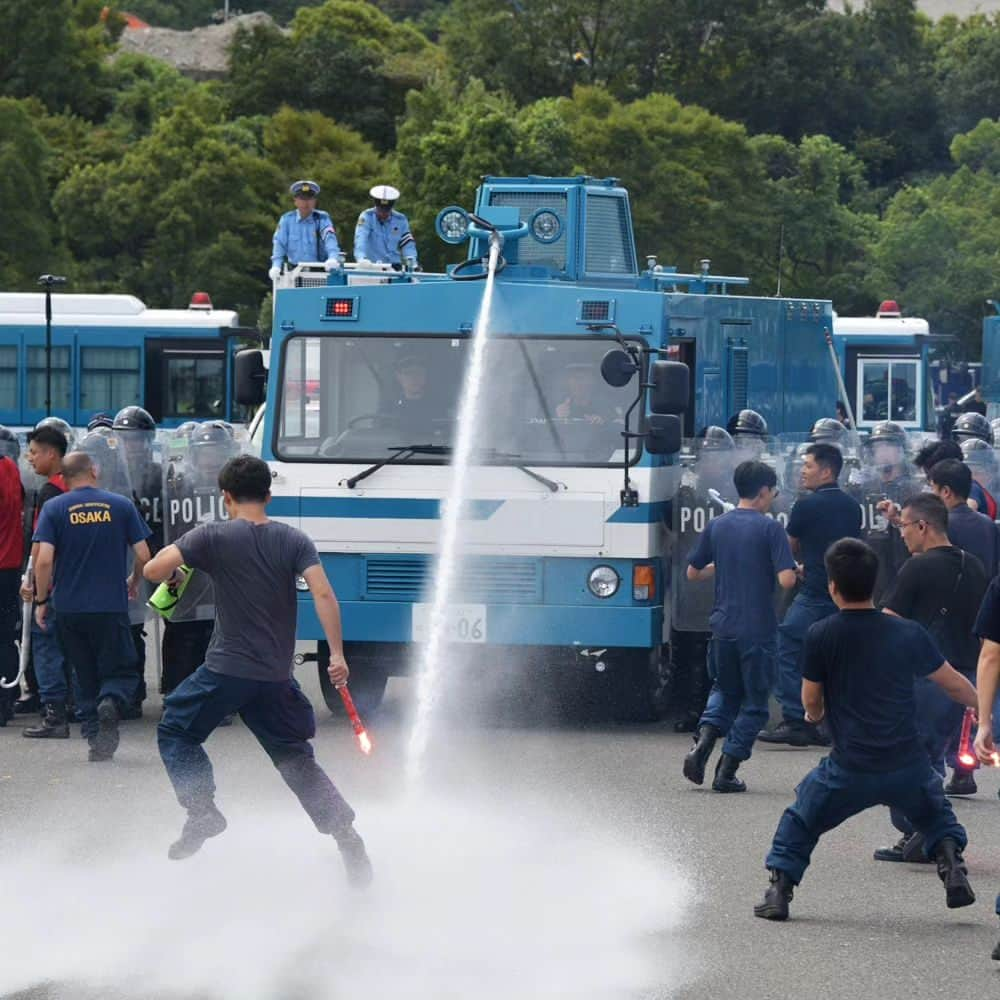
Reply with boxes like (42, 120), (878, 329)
(371, 184), (400, 209)
(290, 180), (321, 199)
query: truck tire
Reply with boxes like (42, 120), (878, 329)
(317, 640), (388, 717)
(609, 645), (673, 723)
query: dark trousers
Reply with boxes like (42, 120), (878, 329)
(160, 619), (214, 694)
(0, 568), (20, 711)
(56, 612), (139, 739)
(890, 676), (967, 836)
(775, 592), (837, 723)
(129, 623), (148, 707)
(33, 612), (68, 705)
(157, 665), (355, 834)
(699, 636), (775, 761)
(767, 755), (967, 884)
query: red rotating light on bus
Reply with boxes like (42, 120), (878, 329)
(188, 291), (213, 310)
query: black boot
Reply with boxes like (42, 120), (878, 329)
(13, 693), (40, 716)
(992, 924), (1000, 961)
(23, 702), (69, 739)
(712, 752), (746, 793)
(944, 768), (977, 797)
(334, 826), (374, 889)
(934, 837), (975, 909)
(168, 804), (228, 860)
(682, 724), (720, 786)
(757, 719), (809, 747)
(89, 696), (120, 761)
(753, 868), (795, 921)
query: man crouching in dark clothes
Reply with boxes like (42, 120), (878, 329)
(144, 455), (372, 887)
(755, 538), (977, 921)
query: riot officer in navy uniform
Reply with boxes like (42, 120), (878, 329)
(952, 411), (993, 448)
(161, 422), (237, 695)
(113, 406), (163, 717)
(354, 185), (418, 269)
(671, 426), (737, 732)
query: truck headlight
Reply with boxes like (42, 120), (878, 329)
(587, 565), (620, 599)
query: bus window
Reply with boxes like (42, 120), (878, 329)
(163, 350), (225, 419)
(0, 346), (17, 412)
(80, 347), (141, 413)
(28, 346), (71, 411)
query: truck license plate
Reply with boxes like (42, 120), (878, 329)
(411, 603), (487, 643)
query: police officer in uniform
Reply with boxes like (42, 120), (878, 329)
(161, 422), (237, 695)
(114, 406), (164, 716)
(952, 411), (992, 446)
(727, 409), (769, 459)
(960, 437), (999, 518)
(269, 180), (342, 281)
(354, 185), (418, 269)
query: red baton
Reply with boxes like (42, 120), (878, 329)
(957, 708), (976, 769)
(337, 684), (372, 755)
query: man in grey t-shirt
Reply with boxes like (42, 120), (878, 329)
(145, 455), (372, 886)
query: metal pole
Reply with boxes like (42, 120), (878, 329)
(37, 274), (67, 418)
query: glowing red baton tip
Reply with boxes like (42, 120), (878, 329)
(957, 708), (977, 769)
(337, 684), (373, 756)
(992, 752), (1000, 768)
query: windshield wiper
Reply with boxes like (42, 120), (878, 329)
(343, 444), (450, 489)
(479, 450), (562, 493)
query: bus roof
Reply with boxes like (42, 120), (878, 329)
(833, 314), (929, 337)
(0, 293), (239, 328)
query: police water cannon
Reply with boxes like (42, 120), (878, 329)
(435, 204), (552, 280)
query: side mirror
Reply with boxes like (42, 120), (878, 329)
(235, 349), (267, 407)
(645, 414), (682, 455)
(601, 349), (638, 388)
(650, 360), (690, 415)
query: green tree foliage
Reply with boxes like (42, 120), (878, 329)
(932, 14), (1000, 141)
(226, 0), (442, 149)
(1, 0), (122, 119)
(0, 100), (59, 288)
(52, 90), (281, 323)
(867, 121), (1000, 353)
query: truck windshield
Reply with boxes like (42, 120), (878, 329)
(275, 334), (640, 466)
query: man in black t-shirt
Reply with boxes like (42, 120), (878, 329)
(876, 494), (988, 846)
(972, 581), (1000, 960)
(927, 459), (1000, 578)
(755, 538), (977, 921)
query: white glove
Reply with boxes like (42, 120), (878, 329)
(324, 257), (341, 272)
(268, 265), (281, 282)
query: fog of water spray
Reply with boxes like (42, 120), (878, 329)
(405, 240), (502, 784)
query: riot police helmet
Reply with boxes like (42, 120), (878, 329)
(35, 416), (75, 449)
(700, 426), (735, 452)
(866, 421), (907, 447)
(0, 425), (19, 461)
(727, 409), (768, 441)
(190, 421), (237, 479)
(952, 411), (993, 446)
(809, 417), (847, 444)
(960, 437), (996, 467)
(113, 406), (156, 433)
(87, 412), (115, 432)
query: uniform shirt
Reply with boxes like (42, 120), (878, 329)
(975, 577), (1000, 642)
(0, 456), (23, 570)
(33, 486), (151, 614)
(947, 503), (1000, 578)
(785, 484), (862, 597)
(883, 545), (987, 675)
(271, 209), (341, 267)
(688, 507), (795, 642)
(803, 610), (944, 772)
(177, 519), (320, 682)
(353, 208), (417, 266)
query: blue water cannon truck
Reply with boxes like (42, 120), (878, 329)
(238, 175), (847, 720)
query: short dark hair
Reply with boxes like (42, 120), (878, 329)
(27, 426), (68, 456)
(805, 442), (843, 479)
(901, 492), (949, 534)
(928, 459), (972, 501)
(218, 454), (271, 502)
(825, 538), (878, 602)
(914, 439), (961, 472)
(733, 460), (777, 499)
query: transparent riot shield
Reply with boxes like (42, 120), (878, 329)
(161, 422), (243, 622)
(961, 440), (1000, 518)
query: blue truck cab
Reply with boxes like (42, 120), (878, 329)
(241, 175), (850, 719)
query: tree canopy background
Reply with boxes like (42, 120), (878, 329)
(2, 0), (999, 352)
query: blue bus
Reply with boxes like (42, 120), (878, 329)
(0, 291), (251, 429)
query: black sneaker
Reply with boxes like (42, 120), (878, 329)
(944, 769), (977, 797)
(92, 697), (120, 759)
(335, 827), (374, 889)
(873, 835), (909, 862)
(168, 805), (228, 860)
(757, 721), (810, 747)
(873, 832), (931, 863)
